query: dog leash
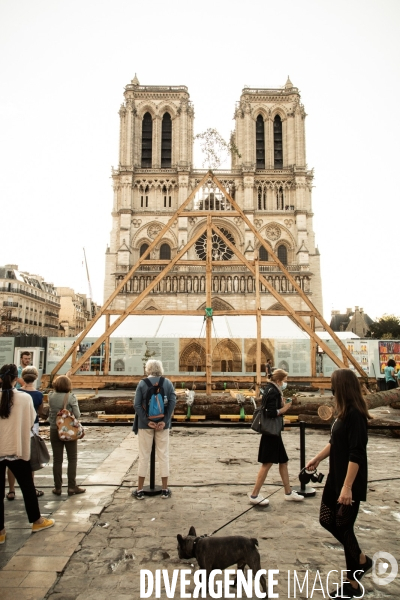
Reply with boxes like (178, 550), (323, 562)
(206, 486), (282, 538)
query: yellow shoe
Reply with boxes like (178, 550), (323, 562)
(32, 518), (55, 533)
(0, 531), (6, 544)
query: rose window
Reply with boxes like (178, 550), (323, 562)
(195, 228), (235, 261)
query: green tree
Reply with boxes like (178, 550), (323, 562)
(367, 314), (400, 339)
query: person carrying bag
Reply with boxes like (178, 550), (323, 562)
(48, 375), (86, 496)
(248, 369), (304, 506)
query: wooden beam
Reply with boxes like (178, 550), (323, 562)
(213, 224), (351, 372)
(310, 315), (317, 378)
(183, 211), (241, 217)
(211, 175), (367, 378)
(255, 258), (262, 394)
(41, 373), (377, 389)
(50, 170), (213, 375)
(67, 222), (208, 375)
(206, 214), (212, 395)
(103, 314), (110, 376)
(102, 309), (317, 316)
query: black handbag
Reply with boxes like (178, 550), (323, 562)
(30, 432), (50, 471)
(251, 408), (283, 436)
(251, 387), (284, 436)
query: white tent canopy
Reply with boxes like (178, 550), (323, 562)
(83, 315), (359, 340)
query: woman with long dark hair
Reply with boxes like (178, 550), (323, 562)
(306, 368), (372, 599)
(248, 369), (304, 505)
(0, 364), (55, 545)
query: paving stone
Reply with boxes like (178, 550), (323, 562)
(0, 569), (29, 586)
(3, 555), (70, 572)
(19, 570), (58, 588)
(1, 588), (50, 600)
(53, 574), (94, 592)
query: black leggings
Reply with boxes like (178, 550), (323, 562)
(0, 459), (40, 530)
(320, 481), (361, 580)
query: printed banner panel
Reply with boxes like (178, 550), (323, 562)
(0, 338), (15, 366)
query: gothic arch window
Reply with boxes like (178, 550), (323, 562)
(259, 245), (269, 261)
(140, 185), (149, 208)
(212, 339), (242, 372)
(180, 341), (206, 372)
(140, 243), (150, 260)
(198, 297), (235, 311)
(276, 186), (284, 210)
(114, 359), (125, 372)
(141, 112), (152, 168)
(273, 115), (283, 169)
(256, 115), (265, 170)
(161, 113), (172, 168)
(195, 228), (235, 261)
(163, 185), (171, 208)
(160, 243), (171, 260)
(246, 342), (270, 373)
(277, 244), (288, 265)
(257, 186), (266, 210)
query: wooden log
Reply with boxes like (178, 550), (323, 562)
(364, 388), (400, 409)
(285, 395), (334, 416)
(367, 418), (400, 438)
(318, 405), (334, 420)
(77, 388), (400, 419)
(79, 396), (133, 413)
(297, 414), (333, 425)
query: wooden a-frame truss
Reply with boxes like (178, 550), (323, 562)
(43, 171), (370, 393)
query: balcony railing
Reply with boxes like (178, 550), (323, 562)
(0, 287), (60, 306)
(3, 301), (19, 307)
(135, 263), (308, 274)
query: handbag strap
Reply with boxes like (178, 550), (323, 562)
(63, 393), (70, 410)
(261, 386), (272, 408)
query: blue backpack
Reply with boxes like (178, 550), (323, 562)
(143, 377), (166, 422)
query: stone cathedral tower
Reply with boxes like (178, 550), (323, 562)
(104, 75), (323, 316)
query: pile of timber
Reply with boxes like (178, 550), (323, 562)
(293, 388), (400, 437)
(75, 388), (400, 434)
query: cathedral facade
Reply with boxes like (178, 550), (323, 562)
(104, 75), (322, 316)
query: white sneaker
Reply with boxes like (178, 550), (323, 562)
(284, 490), (304, 502)
(248, 493), (269, 506)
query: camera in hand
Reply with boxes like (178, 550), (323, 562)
(298, 467), (325, 485)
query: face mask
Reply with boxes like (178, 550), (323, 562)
(281, 382), (287, 390)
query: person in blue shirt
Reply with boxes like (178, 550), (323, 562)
(16, 351), (32, 389)
(384, 358), (397, 390)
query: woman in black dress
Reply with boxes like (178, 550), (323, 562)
(249, 369), (304, 506)
(306, 368), (372, 599)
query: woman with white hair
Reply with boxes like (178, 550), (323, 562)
(132, 359), (176, 499)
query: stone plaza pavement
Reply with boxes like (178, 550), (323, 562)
(0, 424), (399, 599)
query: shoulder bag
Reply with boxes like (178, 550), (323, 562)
(30, 431), (50, 471)
(56, 393), (84, 441)
(251, 387), (284, 436)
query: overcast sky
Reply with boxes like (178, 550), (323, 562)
(0, 0), (399, 323)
